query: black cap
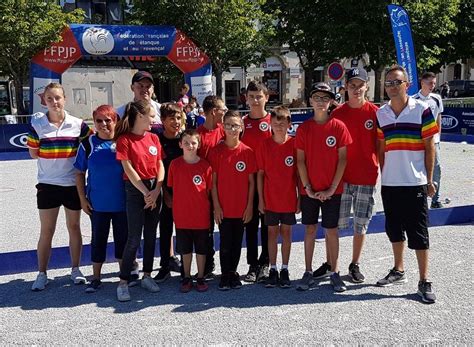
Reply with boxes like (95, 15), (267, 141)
(132, 71), (154, 84)
(310, 82), (335, 99)
(346, 68), (368, 82)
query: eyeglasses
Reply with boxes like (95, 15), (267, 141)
(384, 80), (407, 88)
(247, 95), (265, 101)
(95, 118), (112, 124)
(224, 123), (242, 131)
(311, 95), (331, 102)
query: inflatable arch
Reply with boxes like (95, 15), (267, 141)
(30, 24), (213, 113)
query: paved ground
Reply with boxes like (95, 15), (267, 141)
(0, 141), (473, 253)
(0, 224), (472, 344)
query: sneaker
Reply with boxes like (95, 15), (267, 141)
(417, 280), (436, 304)
(70, 267), (86, 285)
(376, 268), (408, 287)
(218, 274), (231, 291)
(196, 278), (209, 292)
(348, 263), (365, 283)
(85, 279), (102, 293)
(279, 269), (291, 288)
(153, 268), (171, 283)
(430, 201), (443, 209)
(31, 272), (48, 291)
(313, 262), (331, 279)
(117, 284), (131, 302)
(180, 277), (193, 293)
(257, 264), (270, 283)
(244, 265), (258, 283)
(129, 264), (140, 287)
(265, 268), (279, 288)
(230, 272), (242, 289)
(169, 256), (182, 273)
(296, 272), (315, 291)
(194, 271), (216, 282)
(141, 276), (160, 293)
(330, 272), (347, 292)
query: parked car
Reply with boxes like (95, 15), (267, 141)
(448, 80), (474, 98)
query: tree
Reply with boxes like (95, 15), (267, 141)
(129, 0), (275, 96)
(0, 0), (83, 114)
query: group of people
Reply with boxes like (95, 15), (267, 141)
(26, 65), (441, 304)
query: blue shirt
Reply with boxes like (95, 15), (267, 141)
(74, 135), (126, 212)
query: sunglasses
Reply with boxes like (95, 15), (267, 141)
(95, 118), (113, 124)
(384, 80), (407, 87)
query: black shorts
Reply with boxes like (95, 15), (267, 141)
(381, 185), (429, 250)
(264, 210), (296, 226)
(36, 183), (81, 210)
(301, 194), (341, 228)
(176, 229), (208, 255)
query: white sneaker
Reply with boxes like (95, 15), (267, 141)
(141, 276), (160, 293)
(71, 267), (86, 285)
(31, 272), (48, 291)
(117, 284), (131, 302)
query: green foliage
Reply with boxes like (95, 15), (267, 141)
(129, 0), (276, 94)
(0, 0), (83, 113)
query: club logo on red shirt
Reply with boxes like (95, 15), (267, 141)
(235, 161), (246, 172)
(326, 136), (336, 147)
(365, 119), (374, 130)
(149, 146), (158, 155)
(193, 175), (203, 185)
(285, 156), (294, 166)
(259, 122), (270, 132)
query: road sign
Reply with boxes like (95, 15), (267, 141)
(327, 62), (345, 81)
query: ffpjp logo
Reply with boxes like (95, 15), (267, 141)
(82, 28), (114, 55)
(9, 133), (28, 149)
(390, 8), (409, 27)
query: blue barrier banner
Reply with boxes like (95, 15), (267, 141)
(442, 107), (474, 135)
(0, 124), (30, 152)
(387, 4), (418, 95)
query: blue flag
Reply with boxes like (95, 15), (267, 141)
(387, 4), (418, 95)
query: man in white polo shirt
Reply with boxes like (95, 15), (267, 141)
(116, 71), (162, 126)
(414, 72), (444, 209)
(376, 65), (438, 304)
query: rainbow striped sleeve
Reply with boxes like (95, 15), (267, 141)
(421, 108), (438, 139)
(27, 125), (40, 149)
(79, 122), (94, 141)
(376, 119), (384, 140)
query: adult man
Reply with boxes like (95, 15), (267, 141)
(376, 65), (438, 304)
(330, 68), (379, 283)
(116, 71), (161, 124)
(414, 72), (444, 208)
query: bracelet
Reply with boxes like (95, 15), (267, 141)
(304, 184), (312, 190)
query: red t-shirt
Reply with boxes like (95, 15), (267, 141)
(241, 113), (272, 151)
(295, 118), (352, 195)
(168, 157), (212, 229)
(208, 142), (257, 218)
(256, 137), (297, 213)
(331, 102), (379, 185)
(116, 132), (162, 180)
(197, 124), (225, 160)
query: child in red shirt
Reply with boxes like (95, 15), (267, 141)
(241, 81), (272, 283)
(114, 100), (165, 302)
(295, 83), (352, 293)
(168, 129), (212, 293)
(256, 106), (298, 289)
(209, 111), (257, 291)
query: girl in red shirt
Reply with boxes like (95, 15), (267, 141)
(209, 111), (257, 291)
(114, 100), (165, 302)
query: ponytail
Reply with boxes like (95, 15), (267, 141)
(113, 101), (151, 142)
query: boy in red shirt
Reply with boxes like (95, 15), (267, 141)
(256, 106), (298, 288)
(295, 83), (352, 293)
(209, 111), (256, 291)
(168, 129), (212, 293)
(331, 68), (379, 283)
(241, 81), (272, 283)
(196, 95), (227, 279)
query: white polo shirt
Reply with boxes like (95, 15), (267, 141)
(414, 91), (443, 143)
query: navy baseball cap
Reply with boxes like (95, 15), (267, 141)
(132, 71), (154, 84)
(346, 68), (368, 82)
(310, 82), (335, 99)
